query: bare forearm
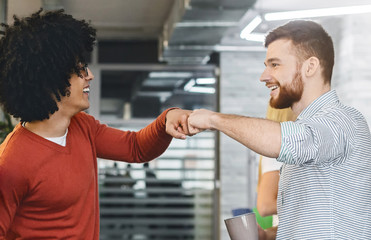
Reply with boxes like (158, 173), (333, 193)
(210, 113), (281, 158)
(257, 171), (279, 216)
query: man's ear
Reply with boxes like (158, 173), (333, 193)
(303, 56), (320, 77)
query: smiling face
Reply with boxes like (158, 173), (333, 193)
(260, 39), (304, 109)
(58, 65), (93, 116)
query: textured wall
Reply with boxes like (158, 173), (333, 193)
(331, 14), (371, 126)
(219, 51), (268, 240)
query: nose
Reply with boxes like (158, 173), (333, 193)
(86, 68), (94, 81)
(260, 67), (271, 83)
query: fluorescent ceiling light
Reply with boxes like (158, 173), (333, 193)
(264, 4), (371, 21)
(241, 4), (371, 42)
(137, 91), (172, 98)
(241, 33), (265, 42)
(176, 22), (238, 27)
(240, 15), (262, 39)
(196, 78), (216, 85)
(184, 79), (196, 91)
(188, 87), (216, 94)
(142, 79), (178, 87)
(137, 91), (172, 102)
(149, 72), (193, 78)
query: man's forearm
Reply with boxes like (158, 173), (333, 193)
(210, 113), (282, 158)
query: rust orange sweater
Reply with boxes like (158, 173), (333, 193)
(0, 111), (172, 239)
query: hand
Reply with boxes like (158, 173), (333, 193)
(165, 109), (193, 139)
(188, 109), (216, 135)
(258, 225), (267, 240)
(258, 225), (277, 240)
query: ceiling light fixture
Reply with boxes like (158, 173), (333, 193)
(183, 79), (216, 94)
(264, 4), (371, 21)
(196, 78), (216, 85)
(241, 4), (371, 43)
(188, 87), (216, 94)
(240, 15), (262, 39)
(184, 79), (196, 91)
(149, 72), (193, 78)
(242, 33), (265, 42)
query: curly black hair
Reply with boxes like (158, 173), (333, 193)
(0, 9), (96, 122)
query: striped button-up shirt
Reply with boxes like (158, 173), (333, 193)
(276, 90), (371, 239)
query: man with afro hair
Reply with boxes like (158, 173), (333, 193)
(0, 9), (195, 239)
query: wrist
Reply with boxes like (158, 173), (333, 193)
(209, 112), (219, 130)
(165, 107), (179, 124)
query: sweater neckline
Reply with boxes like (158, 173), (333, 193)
(17, 123), (71, 154)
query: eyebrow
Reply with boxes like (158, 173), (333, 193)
(264, 57), (282, 66)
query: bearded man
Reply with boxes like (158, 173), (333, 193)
(188, 20), (371, 240)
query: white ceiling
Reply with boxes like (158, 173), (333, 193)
(61, 0), (175, 40)
(5, 0), (371, 63)
(7, 0), (175, 40)
(7, 0), (371, 41)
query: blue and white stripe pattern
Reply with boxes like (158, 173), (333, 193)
(276, 90), (371, 239)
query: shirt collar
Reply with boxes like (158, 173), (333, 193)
(296, 90), (339, 121)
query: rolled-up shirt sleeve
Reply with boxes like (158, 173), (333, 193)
(277, 119), (352, 166)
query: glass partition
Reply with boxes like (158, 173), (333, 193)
(95, 65), (219, 240)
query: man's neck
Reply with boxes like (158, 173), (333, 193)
(24, 110), (73, 138)
(292, 83), (331, 116)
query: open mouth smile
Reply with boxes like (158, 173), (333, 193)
(269, 85), (279, 91)
(83, 86), (90, 94)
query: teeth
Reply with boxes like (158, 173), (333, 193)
(269, 86), (278, 91)
(83, 87), (90, 93)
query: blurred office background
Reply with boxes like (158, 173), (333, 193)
(1, 0), (371, 239)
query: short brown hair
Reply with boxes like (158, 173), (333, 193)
(265, 20), (334, 84)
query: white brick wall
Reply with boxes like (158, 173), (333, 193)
(220, 50), (268, 240)
(332, 14), (371, 127)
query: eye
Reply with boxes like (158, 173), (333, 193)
(77, 63), (89, 78)
(272, 63), (279, 67)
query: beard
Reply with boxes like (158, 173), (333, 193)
(270, 70), (304, 109)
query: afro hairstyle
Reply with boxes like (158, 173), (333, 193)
(0, 9), (96, 122)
